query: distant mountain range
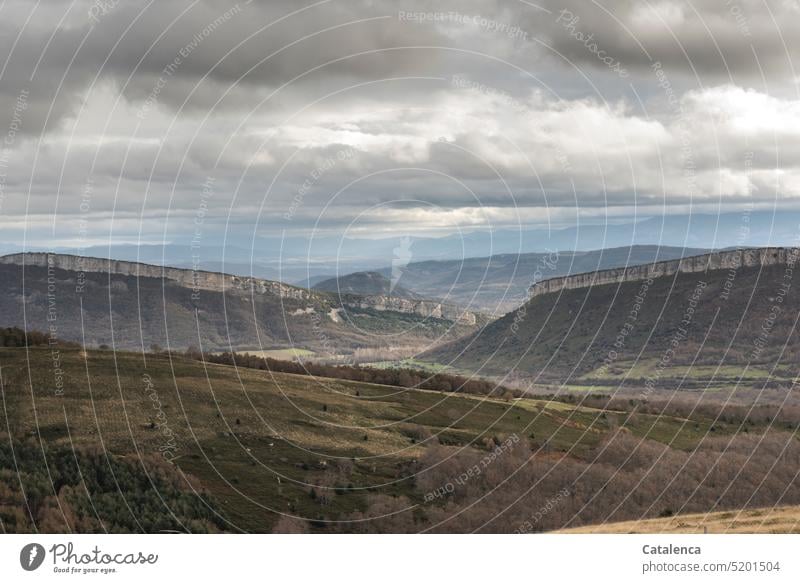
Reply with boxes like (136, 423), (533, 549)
(312, 271), (421, 300)
(10, 211), (800, 286)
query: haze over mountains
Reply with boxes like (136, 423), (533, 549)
(312, 271), (422, 300)
(10, 211), (800, 286)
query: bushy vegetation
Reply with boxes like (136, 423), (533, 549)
(4, 340), (799, 534)
(0, 326), (50, 347)
(201, 351), (521, 398)
(551, 392), (800, 429)
(0, 326), (83, 349)
(0, 438), (227, 533)
(340, 429), (800, 533)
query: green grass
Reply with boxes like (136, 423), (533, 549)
(234, 348), (316, 360)
(363, 358), (451, 373)
(580, 359), (788, 382)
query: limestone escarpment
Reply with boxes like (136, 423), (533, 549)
(429, 246), (800, 385)
(529, 247), (798, 298)
(342, 295), (478, 325)
(0, 252), (313, 300)
(0, 253), (479, 326)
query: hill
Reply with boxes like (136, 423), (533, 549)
(2, 345), (798, 533)
(313, 271), (421, 299)
(375, 245), (707, 313)
(0, 253), (482, 356)
(559, 506), (800, 534)
(424, 247), (800, 389)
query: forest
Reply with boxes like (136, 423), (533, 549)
(199, 350), (521, 398)
(0, 439), (226, 533)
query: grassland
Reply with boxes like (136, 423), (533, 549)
(362, 358), (452, 373)
(578, 358), (793, 384)
(559, 506), (800, 534)
(232, 348), (316, 360)
(0, 346), (787, 532)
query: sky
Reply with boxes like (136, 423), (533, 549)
(1, 0), (799, 261)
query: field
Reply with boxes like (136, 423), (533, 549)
(229, 348), (317, 360)
(560, 506), (800, 534)
(1, 346), (797, 533)
(362, 358), (452, 373)
(0, 346), (609, 531)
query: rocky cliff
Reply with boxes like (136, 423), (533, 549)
(529, 247), (798, 298)
(0, 253), (479, 325)
(343, 295), (478, 325)
(0, 252), (313, 299)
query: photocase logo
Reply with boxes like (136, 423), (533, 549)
(20, 543), (46, 571)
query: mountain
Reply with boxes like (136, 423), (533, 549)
(313, 271), (421, 299)
(296, 274), (336, 289)
(0, 253), (483, 357)
(373, 245), (708, 313)
(30, 211), (800, 286)
(424, 247), (800, 389)
(390, 210), (800, 256)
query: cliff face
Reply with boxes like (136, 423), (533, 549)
(529, 247), (798, 298)
(0, 252), (313, 300)
(0, 253), (478, 325)
(428, 248), (800, 385)
(343, 295), (478, 325)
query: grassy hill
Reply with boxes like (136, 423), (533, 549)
(4, 346), (792, 532)
(424, 257), (800, 389)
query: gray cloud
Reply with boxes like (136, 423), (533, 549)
(0, 0), (798, 250)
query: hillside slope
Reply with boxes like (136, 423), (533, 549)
(0, 253), (481, 354)
(3, 346), (795, 533)
(377, 245), (707, 313)
(559, 506), (800, 533)
(425, 248), (800, 388)
(0, 346), (682, 532)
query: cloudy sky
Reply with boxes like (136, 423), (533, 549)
(1, 0), (799, 257)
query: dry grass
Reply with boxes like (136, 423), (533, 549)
(559, 506), (800, 533)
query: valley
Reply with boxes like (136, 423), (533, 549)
(3, 247), (800, 534)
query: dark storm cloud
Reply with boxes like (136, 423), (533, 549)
(531, 0), (800, 84)
(0, 0), (452, 135)
(2, 0), (797, 135)
(0, 0), (799, 247)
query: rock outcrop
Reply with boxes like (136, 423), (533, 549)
(343, 295), (478, 325)
(0, 253), (479, 325)
(529, 247), (798, 298)
(0, 252), (313, 300)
